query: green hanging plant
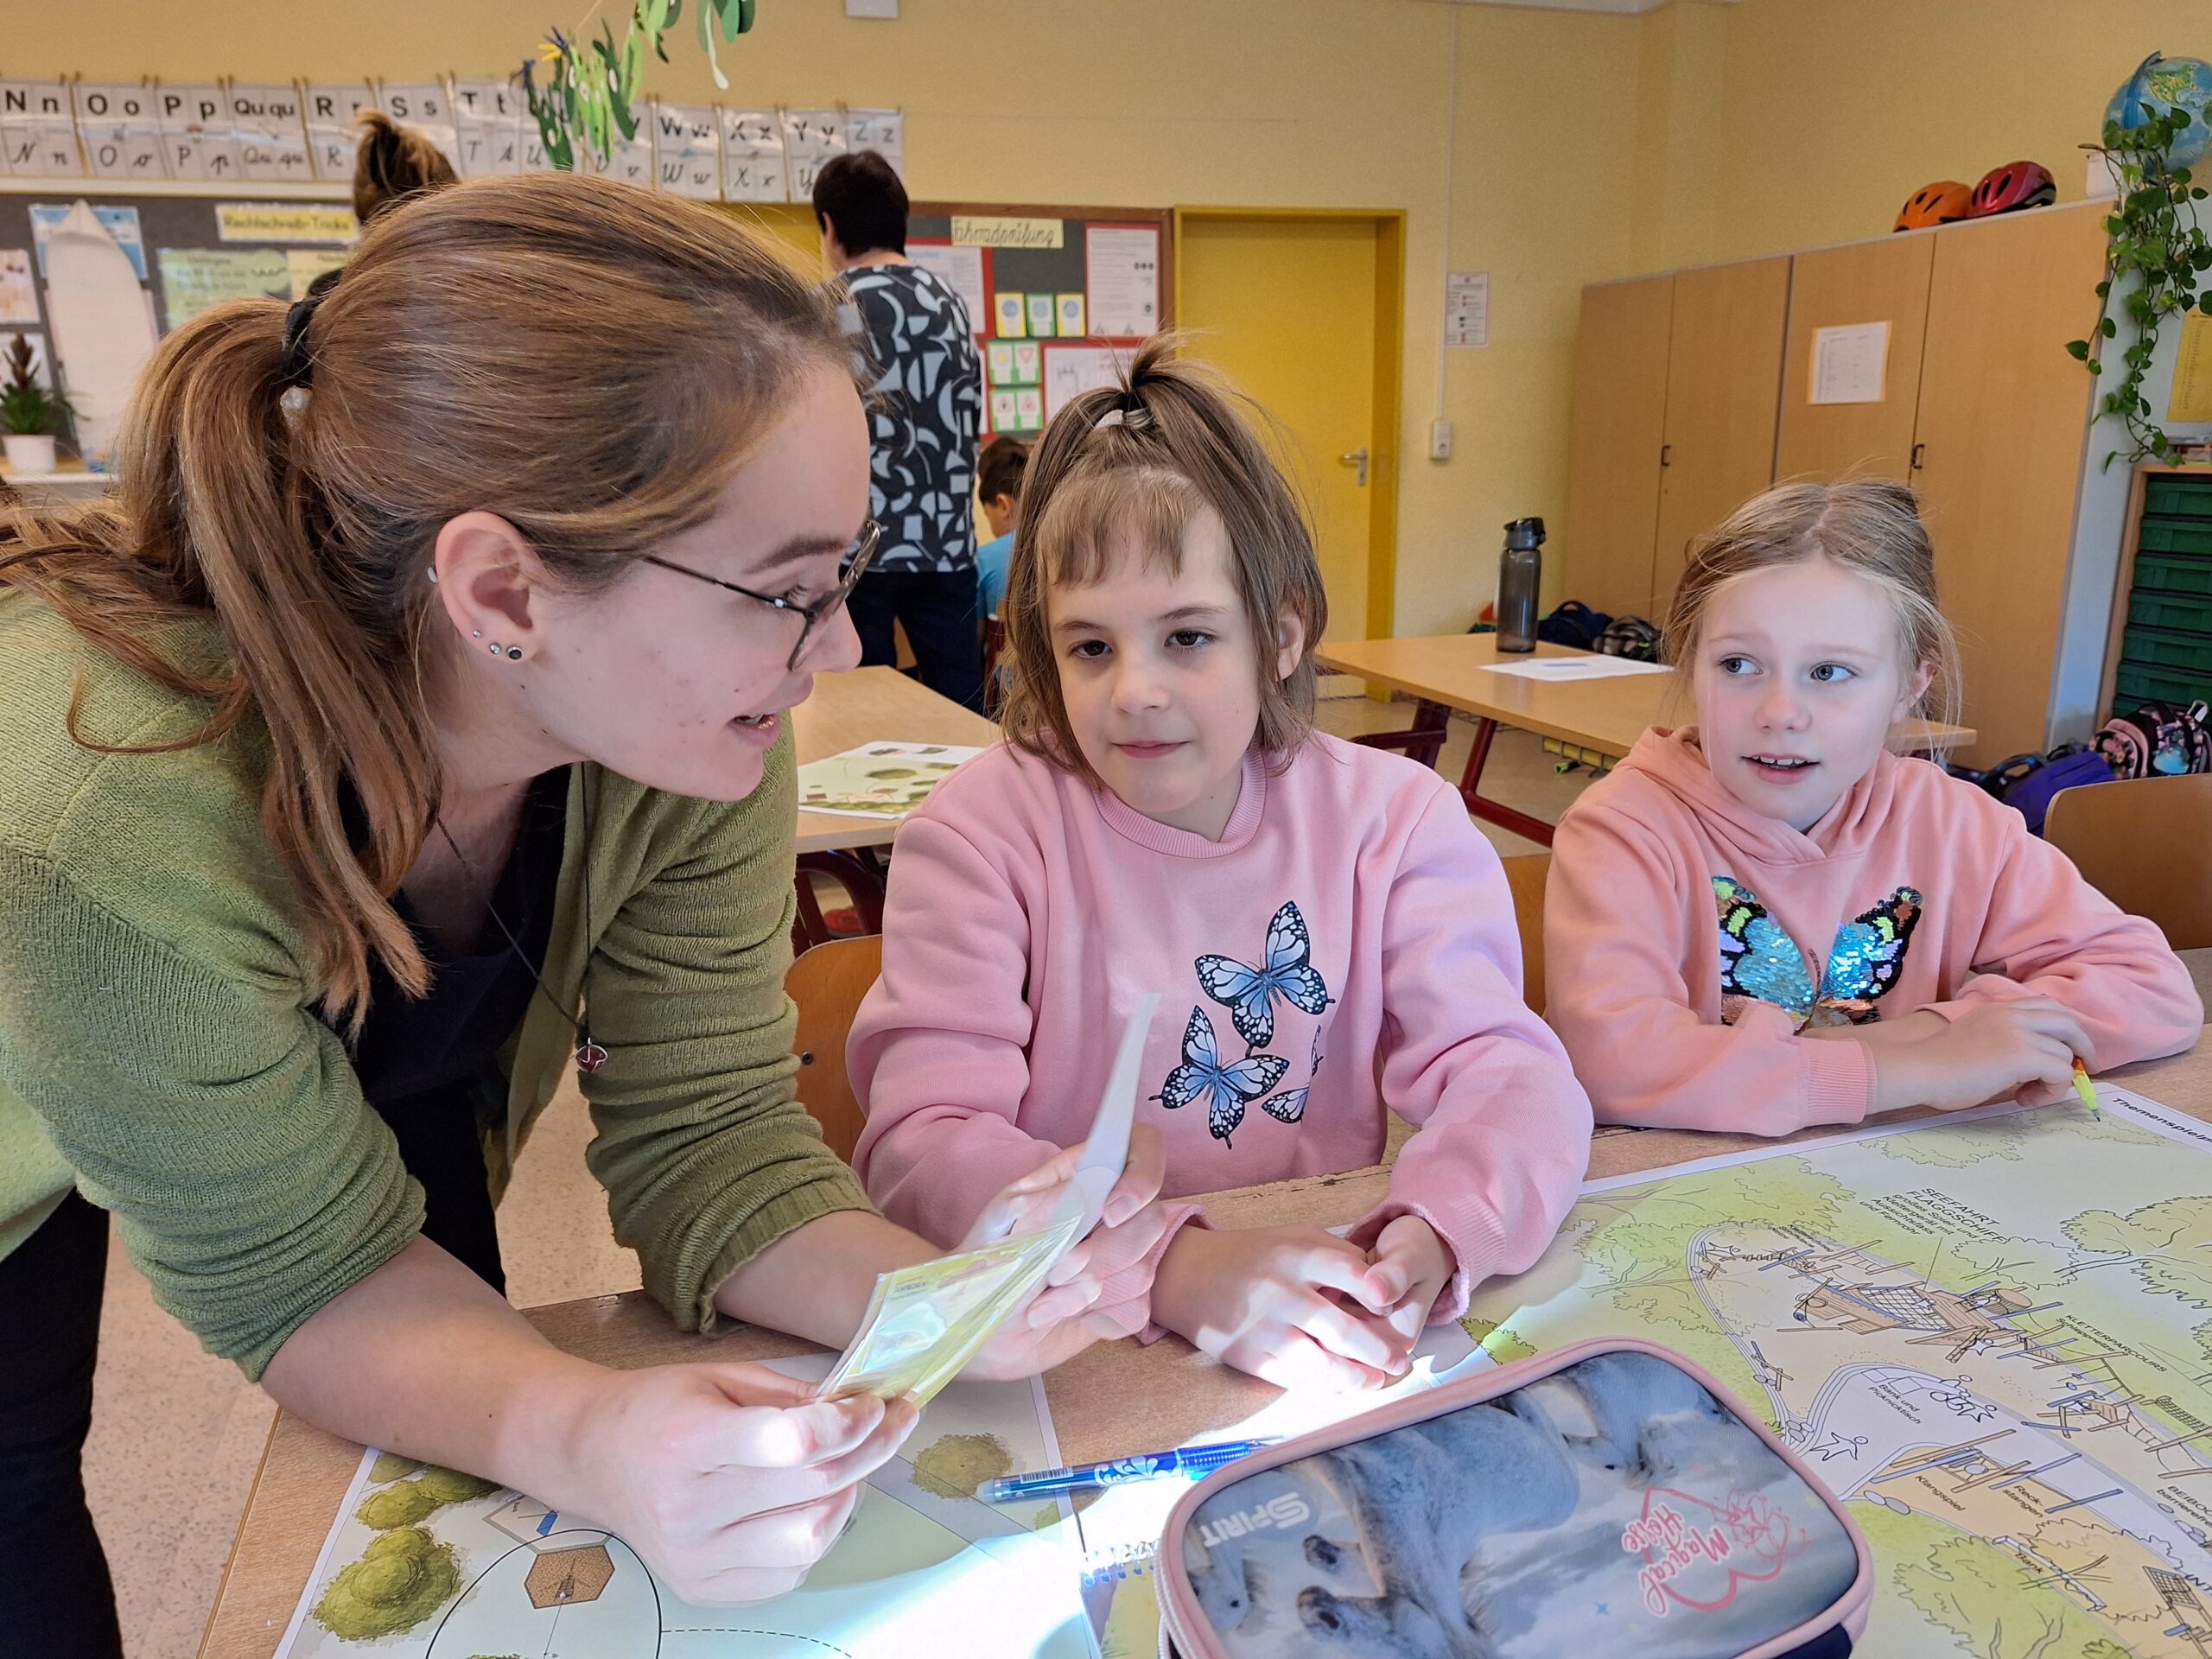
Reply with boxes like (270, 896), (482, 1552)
(521, 0), (757, 172)
(2067, 63), (2212, 468)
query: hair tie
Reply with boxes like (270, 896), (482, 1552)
(1094, 397), (1152, 434)
(280, 293), (322, 391)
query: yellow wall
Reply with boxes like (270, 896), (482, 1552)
(9, 0), (2178, 635)
(1641, 0), (2191, 269)
(1, 0), (1647, 636)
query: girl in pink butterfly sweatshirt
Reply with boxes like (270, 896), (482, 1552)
(849, 342), (1592, 1391)
(1547, 480), (2201, 1136)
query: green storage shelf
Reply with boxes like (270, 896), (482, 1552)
(2115, 659), (2212, 706)
(2140, 516), (2212, 557)
(2137, 550), (2212, 597)
(2144, 475), (2212, 518)
(2131, 588), (2212, 632)
(2122, 626), (2212, 675)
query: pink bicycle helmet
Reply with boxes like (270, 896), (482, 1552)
(1967, 160), (2056, 218)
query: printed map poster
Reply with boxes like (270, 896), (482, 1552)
(274, 1357), (1090, 1659)
(797, 741), (983, 820)
(1465, 1088), (2212, 1657)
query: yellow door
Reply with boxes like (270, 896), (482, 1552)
(1177, 214), (1389, 642)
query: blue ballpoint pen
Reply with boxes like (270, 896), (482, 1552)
(981, 1439), (1278, 1503)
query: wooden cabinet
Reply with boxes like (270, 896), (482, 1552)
(1775, 232), (1935, 484)
(1910, 205), (2107, 765)
(1564, 202), (2113, 766)
(1652, 257), (1791, 609)
(1563, 275), (1672, 617)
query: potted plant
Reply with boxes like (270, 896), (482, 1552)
(1, 331), (73, 476)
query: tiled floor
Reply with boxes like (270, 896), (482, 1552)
(81, 692), (1598, 1656)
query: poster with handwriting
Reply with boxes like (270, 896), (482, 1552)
(228, 84), (312, 183)
(718, 109), (787, 203)
(304, 84), (376, 183)
(73, 83), (165, 181)
(652, 103), (721, 200)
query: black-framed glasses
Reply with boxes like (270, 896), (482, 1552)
(640, 519), (882, 671)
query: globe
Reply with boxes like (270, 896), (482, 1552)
(2106, 53), (2212, 169)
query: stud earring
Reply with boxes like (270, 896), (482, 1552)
(486, 641), (503, 656)
(471, 630), (482, 639)
(505, 646), (523, 661)
(426, 568), (439, 585)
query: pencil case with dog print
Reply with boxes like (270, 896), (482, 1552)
(1156, 1337), (1872, 1659)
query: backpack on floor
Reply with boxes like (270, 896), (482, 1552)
(1595, 615), (1662, 661)
(1536, 600), (1612, 651)
(2094, 698), (2212, 779)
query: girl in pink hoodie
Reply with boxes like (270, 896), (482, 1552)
(1547, 480), (2201, 1135)
(849, 340), (1592, 1391)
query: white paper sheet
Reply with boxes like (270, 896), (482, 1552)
(1445, 269), (1490, 349)
(1478, 654), (1671, 682)
(304, 84), (377, 183)
(911, 242), (988, 336)
(1809, 319), (1890, 405)
(73, 83), (166, 181)
(718, 108), (788, 203)
(1084, 225), (1160, 338)
(0, 250), (38, 325)
(1043, 343), (1135, 418)
(41, 200), (158, 465)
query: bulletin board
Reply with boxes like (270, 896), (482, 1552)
(905, 201), (1173, 441)
(0, 182), (356, 458)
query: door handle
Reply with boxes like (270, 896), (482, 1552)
(1338, 447), (1370, 487)
(1660, 443), (1672, 467)
(1910, 442), (1925, 471)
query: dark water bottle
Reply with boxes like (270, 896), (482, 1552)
(1497, 517), (1546, 652)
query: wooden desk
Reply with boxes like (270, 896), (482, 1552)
(200, 1035), (2206, 1657)
(791, 665), (998, 855)
(1316, 633), (1977, 846)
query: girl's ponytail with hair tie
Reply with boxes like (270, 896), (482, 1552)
(1093, 394), (1152, 434)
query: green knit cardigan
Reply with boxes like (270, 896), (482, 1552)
(0, 594), (872, 1377)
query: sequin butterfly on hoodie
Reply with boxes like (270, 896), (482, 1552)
(1713, 876), (1923, 1029)
(1154, 1007), (1292, 1147)
(1195, 900), (1332, 1050)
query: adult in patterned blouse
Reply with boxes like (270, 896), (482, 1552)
(0, 174), (1164, 1656)
(813, 149), (988, 711)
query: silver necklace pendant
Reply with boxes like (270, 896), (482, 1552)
(575, 1039), (609, 1073)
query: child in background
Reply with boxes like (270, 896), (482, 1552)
(1546, 480), (2202, 1135)
(850, 340), (1592, 1392)
(976, 435), (1027, 620)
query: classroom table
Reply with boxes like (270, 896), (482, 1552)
(197, 1033), (2209, 1657)
(791, 664), (999, 855)
(1316, 633), (1978, 847)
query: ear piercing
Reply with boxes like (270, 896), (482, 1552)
(485, 642), (523, 660)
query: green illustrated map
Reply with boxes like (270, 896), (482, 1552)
(275, 1358), (1090, 1658)
(794, 741), (982, 820)
(1465, 1087), (2212, 1657)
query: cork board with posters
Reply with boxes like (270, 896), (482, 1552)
(902, 202), (1171, 439)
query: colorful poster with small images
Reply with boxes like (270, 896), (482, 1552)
(1026, 292), (1056, 338)
(1011, 341), (1040, 383)
(989, 389), (1020, 433)
(1014, 387), (1044, 431)
(993, 290), (1027, 339)
(1055, 293), (1086, 338)
(987, 340), (1018, 386)
(796, 741), (986, 820)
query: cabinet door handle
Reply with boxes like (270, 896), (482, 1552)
(1910, 442), (1925, 471)
(1660, 443), (1672, 467)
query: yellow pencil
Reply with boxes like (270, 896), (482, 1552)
(2072, 1057), (2100, 1116)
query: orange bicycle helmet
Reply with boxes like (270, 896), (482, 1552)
(1894, 180), (1974, 232)
(1967, 160), (2056, 218)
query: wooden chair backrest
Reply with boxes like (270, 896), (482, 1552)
(2044, 773), (2212, 950)
(1500, 851), (1551, 1016)
(785, 933), (884, 1161)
